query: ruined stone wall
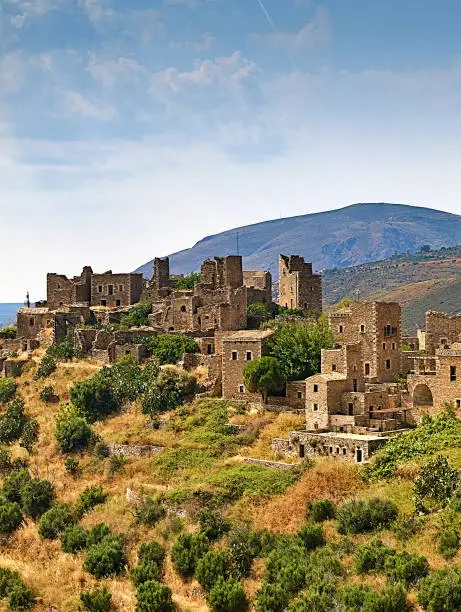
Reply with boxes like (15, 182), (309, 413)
(425, 312), (461, 355)
(91, 273), (143, 308)
(278, 255), (322, 312)
(17, 309), (51, 340)
(153, 257), (170, 290)
(285, 381), (307, 410)
(243, 271), (272, 305)
(114, 344), (147, 363)
(47, 267), (92, 310)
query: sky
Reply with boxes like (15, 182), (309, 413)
(1, 0), (461, 301)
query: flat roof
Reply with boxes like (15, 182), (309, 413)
(301, 431), (389, 442)
(18, 308), (49, 315)
(223, 329), (274, 341)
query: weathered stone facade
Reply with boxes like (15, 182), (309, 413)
(47, 267), (93, 310)
(278, 254), (322, 312)
(91, 272), (143, 308)
(17, 308), (52, 340)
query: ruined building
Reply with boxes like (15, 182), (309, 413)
(278, 255), (322, 312)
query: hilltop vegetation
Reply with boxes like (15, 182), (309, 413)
(3, 349), (461, 610)
(323, 245), (461, 331)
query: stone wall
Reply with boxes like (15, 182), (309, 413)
(242, 457), (299, 470)
(91, 272), (143, 308)
(426, 312), (461, 355)
(17, 308), (51, 340)
(278, 254), (322, 312)
(47, 267), (92, 310)
(106, 444), (164, 457)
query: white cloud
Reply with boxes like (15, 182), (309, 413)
(62, 90), (118, 120)
(0, 53), (25, 94)
(260, 6), (331, 51)
(80, 0), (114, 25)
(171, 33), (215, 53)
(88, 55), (148, 87)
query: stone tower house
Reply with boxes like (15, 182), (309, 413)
(278, 255), (322, 312)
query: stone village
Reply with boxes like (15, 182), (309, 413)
(3, 253), (461, 465)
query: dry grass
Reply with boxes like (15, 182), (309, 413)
(240, 412), (305, 461)
(247, 459), (363, 533)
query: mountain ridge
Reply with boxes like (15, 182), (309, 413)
(136, 203), (461, 278)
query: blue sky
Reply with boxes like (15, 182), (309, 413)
(1, 0), (461, 300)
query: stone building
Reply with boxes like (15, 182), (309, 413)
(47, 267), (93, 310)
(278, 255), (322, 312)
(17, 308), (52, 340)
(90, 272), (143, 308)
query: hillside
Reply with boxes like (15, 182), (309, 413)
(323, 245), (461, 331)
(3, 352), (461, 610)
(137, 203), (461, 278)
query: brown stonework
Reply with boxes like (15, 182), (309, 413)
(17, 308), (51, 340)
(278, 254), (322, 312)
(91, 272), (143, 308)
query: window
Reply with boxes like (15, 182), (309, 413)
(314, 423), (318, 430)
(180, 305), (186, 312)
(313, 384), (318, 393)
(119, 285), (124, 292)
(456, 399), (461, 409)
(365, 363), (370, 376)
(125, 350), (131, 355)
(451, 366), (457, 381)
(329, 447), (333, 454)
(353, 365), (357, 372)
(238, 384), (244, 393)
(98, 285), (103, 293)
(313, 403), (319, 411)
(29, 318), (34, 327)
(360, 324), (365, 333)
(304, 303), (308, 309)
(108, 285), (114, 295)
(339, 325), (344, 334)
(441, 338), (448, 346)
(386, 359), (391, 369)
(336, 447), (340, 454)
(348, 403), (354, 416)
(383, 342), (386, 350)
(59, 302), (63, 307)
(392, 342), (396, 350)
(246, 351), (252, 361)
(57, 283), (61, 289)
(207, 344), (213, 355)
(353, 379), (358, 392)
(231, 351), (238, 361)
(332, 364), (337, 372)
(297, 392), (303, 399)
(116, 299), (121, 307)
(101, 300), (106, 306)
(343, 448), (347, 456)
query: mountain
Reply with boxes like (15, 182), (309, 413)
(136, 203), (461, 279)
(322, 245), (461, 332)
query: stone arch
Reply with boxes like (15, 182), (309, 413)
(413, 384), (434, 407)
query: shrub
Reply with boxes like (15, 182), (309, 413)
(55, 406), (95, 453)
(119, 301), (152, 328)
(227, 524), (260, 579)
(265, 543), (308, 595)
(198, 507), (229, 541)
(355, 539), (393, 574)
(288, 585), (338, 612)
(208, 576), (248, 612)
(138, 541), (166, 566)
(0, 379), (16, 404)
(76, 485), (107, 517)
(173, 272), (200, 291)
(418, 568), (461, 611)
(93, 441), (110, 459)
(108, 455), (126, 477)
(34, 354), (57, 379)
(20, 477), (54, 518)
(0, 327), (16, 340)
(0, 499), (23, 534)
(305, 546), (344, 584)
(307, 499), (335, 523)
(64, 457), (80, 476)
(0, 398), (27, 444)
(342, 582), (409, 611)
(86, 523), (112, 546)
(196, 550), (231, 591)
(46, 334), (76, 361)
(255, 582), (288, 612)
(393, 513), (424, 542)
(135, 580), (173, 612)
(171, 532), (209, 577)
(83, 534), (126, 578)
(438, 529), (459, 559)
(242, 357), (286, 404)
(8, 581), (36, 610)
(38, 503), (75, 539)
(414, 455), (460, 513)
(337, 498), (398, 534)
(384, 551), (429, 587)
(61, 524), (88, 553)
(297, 524), (325, 551)
(2, 469), (31, 504)
(130, 561), (160, 587)
(70, 376), (120, 422)
(80, 586), (112, 612)
(0, 568), (22, 597)
(145, 334), (199, 364)
(141, 367), (198, 416)
(19, 418), (39, 454)
(135, 497), (166, 527)
(39, 386), (55, 403)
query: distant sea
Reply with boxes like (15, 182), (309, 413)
(0, 304), (22, 329)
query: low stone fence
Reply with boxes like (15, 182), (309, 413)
(106, 444), (164, 458)
(243, 457), (299, 470)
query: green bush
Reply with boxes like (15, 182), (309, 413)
(297, 524), (325, 551)
(196, 550), (231, 591)
(138, 541), (166, 566)
(134, 497), (166, 527)
(438, 529), (459, 560)
(173, 272), (200, 290)
(265, 543), (308, 595)
(46, 334), (76, 361)
(0, 379), (17, 404)
(20, 478), (54, 518)
(0, 398), (27, 444)
(384, 551), (429, 587)
(242, 357), (286, 404)
(0, 568), (35, 610)
(144, 334), (199, 364)
(198, 507), (229, 541)
(355, 539), (393, 574)
(305, 546), (344, 584)
(171, 532), (209, 577)
(86, 523), (112, 546)
(135, 580), (173, 612)
(418, 568), (461, 611)
(108, 455), (126, 477)
(55, 405), (95, 453)
(0, 568), (22, 597)
(34, 354), (57, 379)
(70, 376), (120, 422)
(64, 457), (80, 476)
(93, 441), (109, 459)
(208, 576), (248, 612)
(39, 386), (55, 403)
(307, 499), (335, 522)
(19, 419), (39, 454)
(255, 581), (288, 612)
(141, 367), (198, 416)
(130, 561), (160, 587)
(80, 586), (112, 611)
(414, 455), (460, 513)
(119, 301), (152, 328)
(0, 499), (23, 534)
(61, 524), (88, 553)
(83, 534), (126, 578)
(76, 485), (107, 517)
(393, 513), (424, 542)
(208, 464), (298, 502)
(337, 498), (398, 534)
(227, 524), (260, 579)
(38, 503), (75, 539)
(3, 469), (31, 504)
(288, 584), (338, 612)
(0, 327), (16, 340)
(342, 582), (409, 611)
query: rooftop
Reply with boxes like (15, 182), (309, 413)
(223, 329), (274, 341)
(18, 308), (49, 315)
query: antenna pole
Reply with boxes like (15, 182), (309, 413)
(236, 232), (240, 256)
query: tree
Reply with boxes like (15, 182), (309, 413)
(70, 376), (119, 422)
(173, 272), (201, 290)
(414, 455), (460, 513)
(119, 301), (152, 328)
(145, 334), (199, 364)
(247, 303), (274, 329)
(135, 580), (174, 612)
(141, 367), (198, 416)
(265, 320), (333, 381)
(243, 357), (286, 404)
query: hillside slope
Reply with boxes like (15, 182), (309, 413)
(323, 246), (461, 331)
(137, 203), (461, 278)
